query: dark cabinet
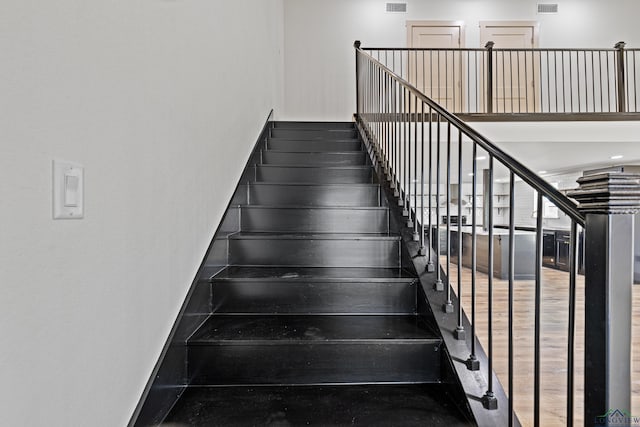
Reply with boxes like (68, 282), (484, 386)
(543, 232), (556, 267)
(542, 229), (583, 274)
(555, 232), (571, 272)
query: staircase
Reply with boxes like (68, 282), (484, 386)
(159, 122), (474, 426)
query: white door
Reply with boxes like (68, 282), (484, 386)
(407, 21), (465, 112)
(480, 21), (539, 113)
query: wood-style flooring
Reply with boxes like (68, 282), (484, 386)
(442, 256), (639, 427)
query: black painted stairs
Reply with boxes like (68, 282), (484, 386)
(161, 122), (474, 426)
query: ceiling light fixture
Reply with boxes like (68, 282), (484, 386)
(610, 155), (624, 160)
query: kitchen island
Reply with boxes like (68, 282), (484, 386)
(432, 225), (536, 280)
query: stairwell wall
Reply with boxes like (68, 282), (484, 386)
(0, 1), (283, 426)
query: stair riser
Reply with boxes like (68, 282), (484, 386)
(271, 128), (358, 140)
(188, 343), (441, 385)
(267, 139), (361, 152)
(248, 185), (381, 207)
(240, 207), (389, 233)
(256, 166), (373, 184)
(211, 281), (417, 314)
(229, 239), (400, 268)
(273, 121), (355, 130)
(261, 151), (367, 166)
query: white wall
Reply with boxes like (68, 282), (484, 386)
(0, 1), (283, 425)
(282, 0), (640, 121)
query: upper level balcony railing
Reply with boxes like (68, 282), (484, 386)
(363, 42), (640, 119)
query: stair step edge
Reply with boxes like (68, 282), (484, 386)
(188, 338), (443, 346)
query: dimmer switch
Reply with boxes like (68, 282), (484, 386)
(53, 160), (84, 219)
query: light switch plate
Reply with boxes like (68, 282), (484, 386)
(53, 160), (84, 219)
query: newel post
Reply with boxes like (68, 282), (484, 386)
(485, 41), (495, 114)
(567, 172), (640, 424)
(615, 41), (627, 113)
(354, 40), (362, 117)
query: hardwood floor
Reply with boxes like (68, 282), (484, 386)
(442, 256), (640, 427)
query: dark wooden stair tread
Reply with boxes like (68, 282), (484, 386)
(189, 314), (439, 343)
(163, 384), (474, 426)
(208, 266), (417, 282)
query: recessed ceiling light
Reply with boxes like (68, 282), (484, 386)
(468, 173), (474, 176)
(476, 156), (487, 161)
(538, 170), (547, 174)
(610, 155), (624, 160)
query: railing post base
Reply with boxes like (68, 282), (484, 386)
(426, 261), (435, 273)
(434, 279), (444, 291)
(465, 356), (480, 371)
(406, 219), (413, 227)
(567, 172), (640, 425)
(412, 232), (420, 242)
(418, 246), (427, 256)
(453, 327), (466, 340)
(442, 301), (454, 313)
(481, 392), (498, 410)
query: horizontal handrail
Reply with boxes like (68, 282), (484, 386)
(364, 46), (620, 52)
(356, 44), (586, 226)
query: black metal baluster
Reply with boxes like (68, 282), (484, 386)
(510, 50), (514, 113)
(508, 171), (515, 427)
(467, 50), (471, 113)
(388, 74), (392, 157)
(482, 155), (498, 410)
(446, 50), (449, 110)
(502, 51), (507, 112)
(534, 193), (543, 427)
(405, 88), (412, 222)
(443, 122), (453, 313)
(476, 51), (480, 112)
(524, 50), (529, 113)
(599, 51), (604, 112)
(546, 51), (551, 112)
(454, 130), (465, 338)
(451, 50), (456, 111)
(465, 143), (480, 371)
(393, 81), (399, 197)
(606, 50), (612, 112)
(567, 220), (578, 427)
(576, 51), (581, 112)
(435, 116), (444, 291)
(486, 44), (494, 113)
(554, 51), (559, 112)
(384, 74), (389, 173)
(591, 52), (596, 112)
(430, 50), (434, 100)
(419, 102), (426, 255)
(634, 50), (638, 111)
(416, 50), (427, 93)
(563, 50), (567, 112)
(402, 87), (409, 215)
(427, 108), (435, 271)
(413, 94), (419, 239)
(438, 51), (441, 106)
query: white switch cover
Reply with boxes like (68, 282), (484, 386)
(53, 160), (84, 219)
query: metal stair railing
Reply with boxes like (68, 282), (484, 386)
(362, 43), (640, 118)
(354, 40), (640, 426)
